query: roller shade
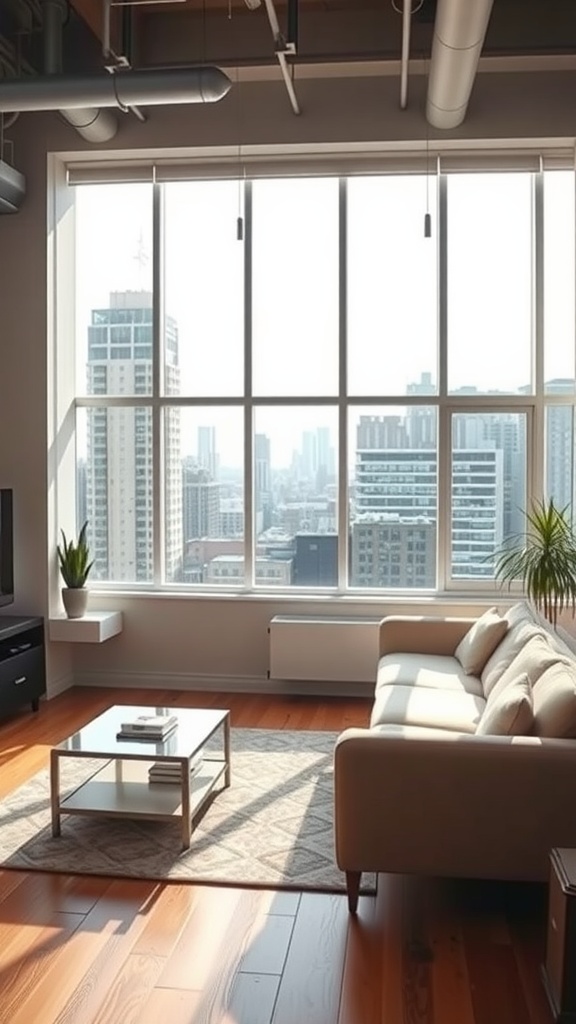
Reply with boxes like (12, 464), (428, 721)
(66, 146), (574, 185)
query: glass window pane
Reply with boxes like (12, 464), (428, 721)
(447, 174), (532, 395)
(75, 184), (153, 396)
(164, 182), (244, 397)
(544, 171), (576, 392)
(347, 176), (438, 396)
(178, 409), (244, 585)
(451, 412), (527, 580)
(546, 405), (576, 513)
(349, 406), (437, 589)
(254, 408), (338, 587)
(252, 179), (339, 396)
(77, 405), (153, 584)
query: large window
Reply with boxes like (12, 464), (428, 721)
(71, 166), (576, 593)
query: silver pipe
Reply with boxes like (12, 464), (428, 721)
(262, 0), (300, 114)
(58, 108), (118, 142)
(0, 66), (232, 113)
(43, 0), (118, 142)
(277, 52), (300, 115)
(426, 0), (495, 129)
(400, 0), (412, 110)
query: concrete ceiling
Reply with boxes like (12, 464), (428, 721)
(64, 0), (576, 71)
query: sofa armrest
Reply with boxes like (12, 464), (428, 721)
(379, 615), (476, 657)
(334, 726), (576, 881)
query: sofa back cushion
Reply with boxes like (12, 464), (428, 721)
(481, 605), (545, 697)
(454, 608), (509, 676)
(532, 661), (576, 738)
(487, 633), (563, 704)
(475, 673), (534, 736)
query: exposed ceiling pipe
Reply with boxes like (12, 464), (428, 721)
(426, 0), (495, 129)
(43, 0), (118, 143)
(263, 0), (300, 115)
(399, 0), (412, 110)
(0, 66), (232, 113)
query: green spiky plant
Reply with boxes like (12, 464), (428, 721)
(493, 497), (576, 628)
(57, 521), (94, 589)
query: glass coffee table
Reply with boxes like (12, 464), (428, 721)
(50, 705), (230, 849)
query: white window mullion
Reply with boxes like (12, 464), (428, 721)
(243, 180), (254, 589)
(152, 182), (164, 587)
(338, 177), (348, 592)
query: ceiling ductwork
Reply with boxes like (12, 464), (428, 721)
(43, 0), (118, 142)
(0, 66), (233, 115)
(426, 0), (495, 129)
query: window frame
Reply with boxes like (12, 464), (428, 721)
(67, 162), (575, 598)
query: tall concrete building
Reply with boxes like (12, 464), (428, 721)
(85, 290), (182, 582)
(182, 461), (220, 542)
(545, 379), (576, 511)
(353, 446), (502, 584)
(197, 426), (218, 480)
(255, 433), (272, 530)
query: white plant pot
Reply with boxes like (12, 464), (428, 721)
(62, 587), (89, 619)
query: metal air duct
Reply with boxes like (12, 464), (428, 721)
(426, 0), (495, 129)
(43, 0), (117, 143)
(0, 66), (233, 114)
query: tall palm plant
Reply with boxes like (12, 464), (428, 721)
(493, 498), (576, 628)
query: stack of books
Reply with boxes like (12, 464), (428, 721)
(148, 752), (203, 785)
(117, 713), (178, 741)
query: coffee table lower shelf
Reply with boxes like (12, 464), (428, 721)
(56, 758), (226, 848)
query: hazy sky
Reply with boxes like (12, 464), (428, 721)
(74, 171), (575, 466)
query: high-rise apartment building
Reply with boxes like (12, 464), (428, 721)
(197, 426), (218, 480)
(85, 290), (182, 582)
(182, 460), (220, 541)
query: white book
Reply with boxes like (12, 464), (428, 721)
(120, 713), (177, 733)
(149, 753), (202, 777)
(117, 722), (178, 742)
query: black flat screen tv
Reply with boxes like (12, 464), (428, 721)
(0, 489), (14, 608)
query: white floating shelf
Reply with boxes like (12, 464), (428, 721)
(49, 611), (123, 644)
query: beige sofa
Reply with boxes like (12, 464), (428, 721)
(334, 602), (576, 911)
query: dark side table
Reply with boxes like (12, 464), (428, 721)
(543, 848), (576, 1022)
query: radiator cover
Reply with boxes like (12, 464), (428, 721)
(268, 615), (382, 683)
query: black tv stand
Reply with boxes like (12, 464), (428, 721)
(0, 615), (46, 715)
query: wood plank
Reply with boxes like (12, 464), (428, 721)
(379, 874), (406, 1024)
(463, 915), (531, 1024)
(426, 882), (476, 1024)
(338, 887), (384, 1024)
(91, 953), (167, 1024)
(0, 912), (85, 1023)
(159, 888), (274, 1024)
(157, 885), (245, 990)
(225, 973), (280, 1024)
(272, 893), (349, 1024)
(138, 987), (202, 1024)
(6, 879), (158, 1024)
(240, 913), (295, 975)
(132, 883), (197, 957)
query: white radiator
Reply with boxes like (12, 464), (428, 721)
(268, 615), (382, 683)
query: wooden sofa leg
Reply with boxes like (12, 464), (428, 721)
(346, 871), (361, 913)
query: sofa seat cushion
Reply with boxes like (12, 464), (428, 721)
(370, 684), (485, 733)
(476, 673), (534, 736)
(532, 661), (576, 738)
(454, 607), (509, 675)
(376, 653), (484, 698)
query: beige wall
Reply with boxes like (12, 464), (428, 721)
(1, 67), (575, 696)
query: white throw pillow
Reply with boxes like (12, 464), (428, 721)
(476, 673), (534, 736)
(455, 608), (509, 676)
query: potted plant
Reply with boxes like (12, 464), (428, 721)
(493, 497), (576, 628)
(57, 520), (94, 619)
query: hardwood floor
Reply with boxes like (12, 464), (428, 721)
(0, 688), (555, 1024)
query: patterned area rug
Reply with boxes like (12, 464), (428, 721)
(0, 728), (375, 895)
